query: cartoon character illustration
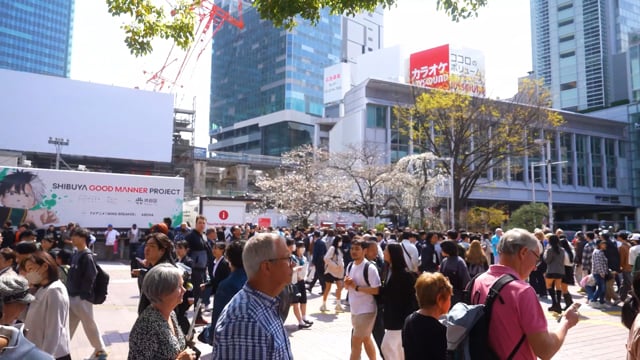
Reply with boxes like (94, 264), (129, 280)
(0, 170), (58, 228)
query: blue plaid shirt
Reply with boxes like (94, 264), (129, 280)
(213, 284), (293, 360)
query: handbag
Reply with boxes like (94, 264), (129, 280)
(325, 256), (344, 278)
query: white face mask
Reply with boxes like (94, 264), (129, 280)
(25, 270), (43, 285)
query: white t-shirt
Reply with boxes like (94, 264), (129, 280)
(347, 260), (381, 315)
(401, 240), (420, 273)
(104, 229), (120, 246)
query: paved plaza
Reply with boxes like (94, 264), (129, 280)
(70, 262), (630, 359)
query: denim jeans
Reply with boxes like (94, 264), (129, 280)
(593, 273), (606, 303)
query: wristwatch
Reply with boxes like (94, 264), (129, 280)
(355, 286), (360, 292)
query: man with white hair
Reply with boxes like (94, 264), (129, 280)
(470, 228), (580, 359)
(213, 233), (294, 359)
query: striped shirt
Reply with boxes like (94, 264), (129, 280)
(213, 284), (292, 360)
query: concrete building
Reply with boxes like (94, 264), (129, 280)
(530, 0), (640, 111)
(208, 2), (384, 156)
(327, 78), (634, 228)
(0, 0), (74, 77)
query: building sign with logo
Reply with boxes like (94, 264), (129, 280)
(409, 44), (450, 89)
(408, 44), (485, 96)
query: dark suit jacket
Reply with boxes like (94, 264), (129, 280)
(205, 257), (230, 294)
(380, 269), (417, 330)
(420, 242), (439, 272)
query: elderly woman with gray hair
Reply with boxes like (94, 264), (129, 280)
(128, 263), (196, 360)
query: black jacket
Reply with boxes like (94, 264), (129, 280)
(380, 270), (417, 330)
(67, 249), (96, 300)
(205, 257), (231, 294)
(420, 243), (439, 272)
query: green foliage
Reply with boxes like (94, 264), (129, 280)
(436, 0), (488, 22)
(507, 203), (549, 231)
(106, 0), (197, 56)
(106, 0), (491, 56)
(465, 206), (507, 232)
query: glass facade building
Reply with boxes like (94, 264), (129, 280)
(531, 0), (640, 111)
(0, 0), (74, 77)
(209, 1), (383, 156)
(210, 3), (340, 129)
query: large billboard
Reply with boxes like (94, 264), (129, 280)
(323, 63), (352, 104)
(0, 69), (174, 162)
(449, 47), (486, 96)
(409, 44), (485, 96)
(0, 167), (183, 229)
(409, 44), (450, 89)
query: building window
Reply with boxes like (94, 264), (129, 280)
(605, 138), (616, 189)
(576, 134), (587, 186)
(560, 133), (573, 185)
(591, 137), (603, 188)
(366, 105), (386, 128)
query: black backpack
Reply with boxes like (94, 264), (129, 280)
(346, 260), (382, 305)
(82, 252), (109, 305)
(445, 274), (525, 360)
(91, 264), (110, 305)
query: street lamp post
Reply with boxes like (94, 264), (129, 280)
(48, 137), (69, 170)
(533, 139), (567, 231)
(545, 140), (553, 231)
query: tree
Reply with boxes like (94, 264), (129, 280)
(106, 0), (491, 56)
(330, 144), (395, 221)
(253, 145), (348, 228)
(508, 203), (549, 231)
(464, 206), (507, 233)
(395, 79), (563, 227)
(389, 152), (446, 228)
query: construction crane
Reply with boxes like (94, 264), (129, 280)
(145, 0), (244, 92)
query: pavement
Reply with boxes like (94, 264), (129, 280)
(71, 262), (630, 359)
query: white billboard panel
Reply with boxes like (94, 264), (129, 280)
(324, 63), (351, 104)
(0, 167), (183, 229)
(449, 46), (486, 96)
(0, 69), (174, 162)
(200, 199), (247, 226)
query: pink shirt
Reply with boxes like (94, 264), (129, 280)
(472, 265), (547, 360)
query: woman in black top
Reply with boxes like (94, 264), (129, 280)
(380, 243), (417, 359)
(402, 272), (452, 360)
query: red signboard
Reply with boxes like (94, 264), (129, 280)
(409, 44), (450, 89)
(219, 210), (229, 221)
(258, 217), (271, 228)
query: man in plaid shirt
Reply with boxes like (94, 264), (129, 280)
(581, 232), (596, 277)
(589, 239), (609, 308)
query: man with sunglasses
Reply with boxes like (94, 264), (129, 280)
(470, 228), (580, 360)
(213, 232), (294, 359)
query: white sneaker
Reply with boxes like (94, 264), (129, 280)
(590, 301), (602, 309)
(320, 303), (327, 312)
(335, 303), (344, 312)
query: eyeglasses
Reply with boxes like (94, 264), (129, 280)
(528, 248), (542, 264)
(266, 255), (295, 265)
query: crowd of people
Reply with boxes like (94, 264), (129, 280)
(5, 217), (640, 359)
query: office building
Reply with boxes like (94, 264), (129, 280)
(209, 1), (383, 156)
(0, 0), (74, 77)
(530, 0), (640, 111)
